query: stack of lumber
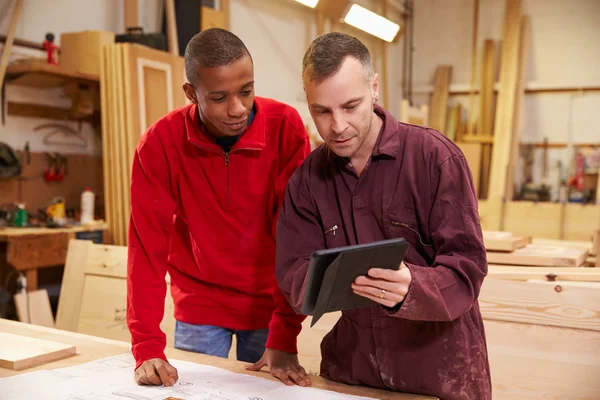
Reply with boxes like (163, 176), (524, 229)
(483, 230), (591, 268)
(100, 43), (186, 245)
(480, 230), (600, 398)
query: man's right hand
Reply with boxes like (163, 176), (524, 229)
(135, 358), (179, 386)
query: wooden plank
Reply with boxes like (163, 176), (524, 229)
(483, 230), (531, 251)
(488, 265), (600, 282)
(466, 0), (479, 136)
(478, 40), (496, 136)
(486, 244), (588, 267)
(124, 0), (139, 30)
(485, 319), (600, 399)
(504, 15), (530, 203)
(0, 0), (23, 89)
(461, 134), (494, 144)
(479, 278), (600, 331)
(100, 45), (113, 245)
(13, 289), (55, 327)
(0, 332), (76, 371)
(458, 142), (482, 196)
(165, 0), (179, 56)
(429, 65), (452, 133)
(55, 240), (93, 332)
(445, 103), (461, 141)
(487, 0), (522, 228)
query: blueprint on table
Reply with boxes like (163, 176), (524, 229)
(0, 352), (376, 400)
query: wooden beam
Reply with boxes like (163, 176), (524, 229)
(504, 15), (530, 203)
(429, 66), (452, 133)
(165, 0), (179, 56)
(0, 0), (23, 89)
(467, 0), (479, 136)
(487, 0), (522, 228)
(379, 0), (388, 109)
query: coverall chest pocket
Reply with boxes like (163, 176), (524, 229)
(382, 206), (435, 264)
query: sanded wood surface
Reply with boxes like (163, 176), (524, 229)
(479, 278), (600, 331)
(0, 332), (76, 371)
(483, 230), (531, 251)
(0, 319), (434, 399)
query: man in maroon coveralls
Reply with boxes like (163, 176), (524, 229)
(275, 32), (492, 399)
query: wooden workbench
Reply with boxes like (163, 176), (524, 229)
(0, 223), (107, 292)
(0, 319), (435, 399)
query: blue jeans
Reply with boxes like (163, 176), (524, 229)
(174, 321), (269, 363)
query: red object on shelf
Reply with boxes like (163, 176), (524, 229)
(42, 32), (59, 65)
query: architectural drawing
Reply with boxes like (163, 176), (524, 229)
(0, 353), (375, 400)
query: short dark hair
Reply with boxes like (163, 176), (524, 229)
(184, 28), (251, 84)
(302, 32), (373, 84)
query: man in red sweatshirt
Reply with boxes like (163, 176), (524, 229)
(127, 28), (311, 388)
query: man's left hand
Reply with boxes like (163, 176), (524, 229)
(352, 262), (412, 308)
(245, 348), (312, 387)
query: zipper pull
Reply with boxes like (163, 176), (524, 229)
(224, 152), (230, 165)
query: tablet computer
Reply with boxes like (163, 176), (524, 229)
(301, 238), (410, 326)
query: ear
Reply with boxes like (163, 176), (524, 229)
(371, 72), (380, 102)
(183, 83), (198, 104)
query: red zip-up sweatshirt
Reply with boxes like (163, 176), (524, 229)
(127, 96), (311, 368)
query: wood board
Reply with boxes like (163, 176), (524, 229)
(486, 0), (522, 227)
(483, 230), (531, 251)
(486, 243), (588, 267)
(458, 143), (482, 197)
(429, 65), (452, 132)
(0, 332), (76, 370)
(13, 289), (55, 327)
(488, 265), (600, 282)
(479, 278), (600, 331)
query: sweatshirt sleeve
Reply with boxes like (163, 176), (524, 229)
(386, 154), (488, 321)
(265, 110), (311, 353)
(127, 130), (177, 369)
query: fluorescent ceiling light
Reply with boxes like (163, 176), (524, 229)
(294, 0), (319, 8)
(344, 4), (400, 42)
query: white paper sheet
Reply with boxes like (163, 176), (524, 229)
(0, 353), (376, 400)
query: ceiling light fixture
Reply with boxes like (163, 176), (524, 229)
(343, 4), (400, 42)
(293, 0), (319, 8)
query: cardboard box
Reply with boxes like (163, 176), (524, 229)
(59, 30), (115, 76)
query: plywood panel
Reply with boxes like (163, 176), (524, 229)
(13, 289), (54, 327)
(0, 332), (76, 370)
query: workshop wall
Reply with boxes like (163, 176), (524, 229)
(407, 0), (600, 200)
